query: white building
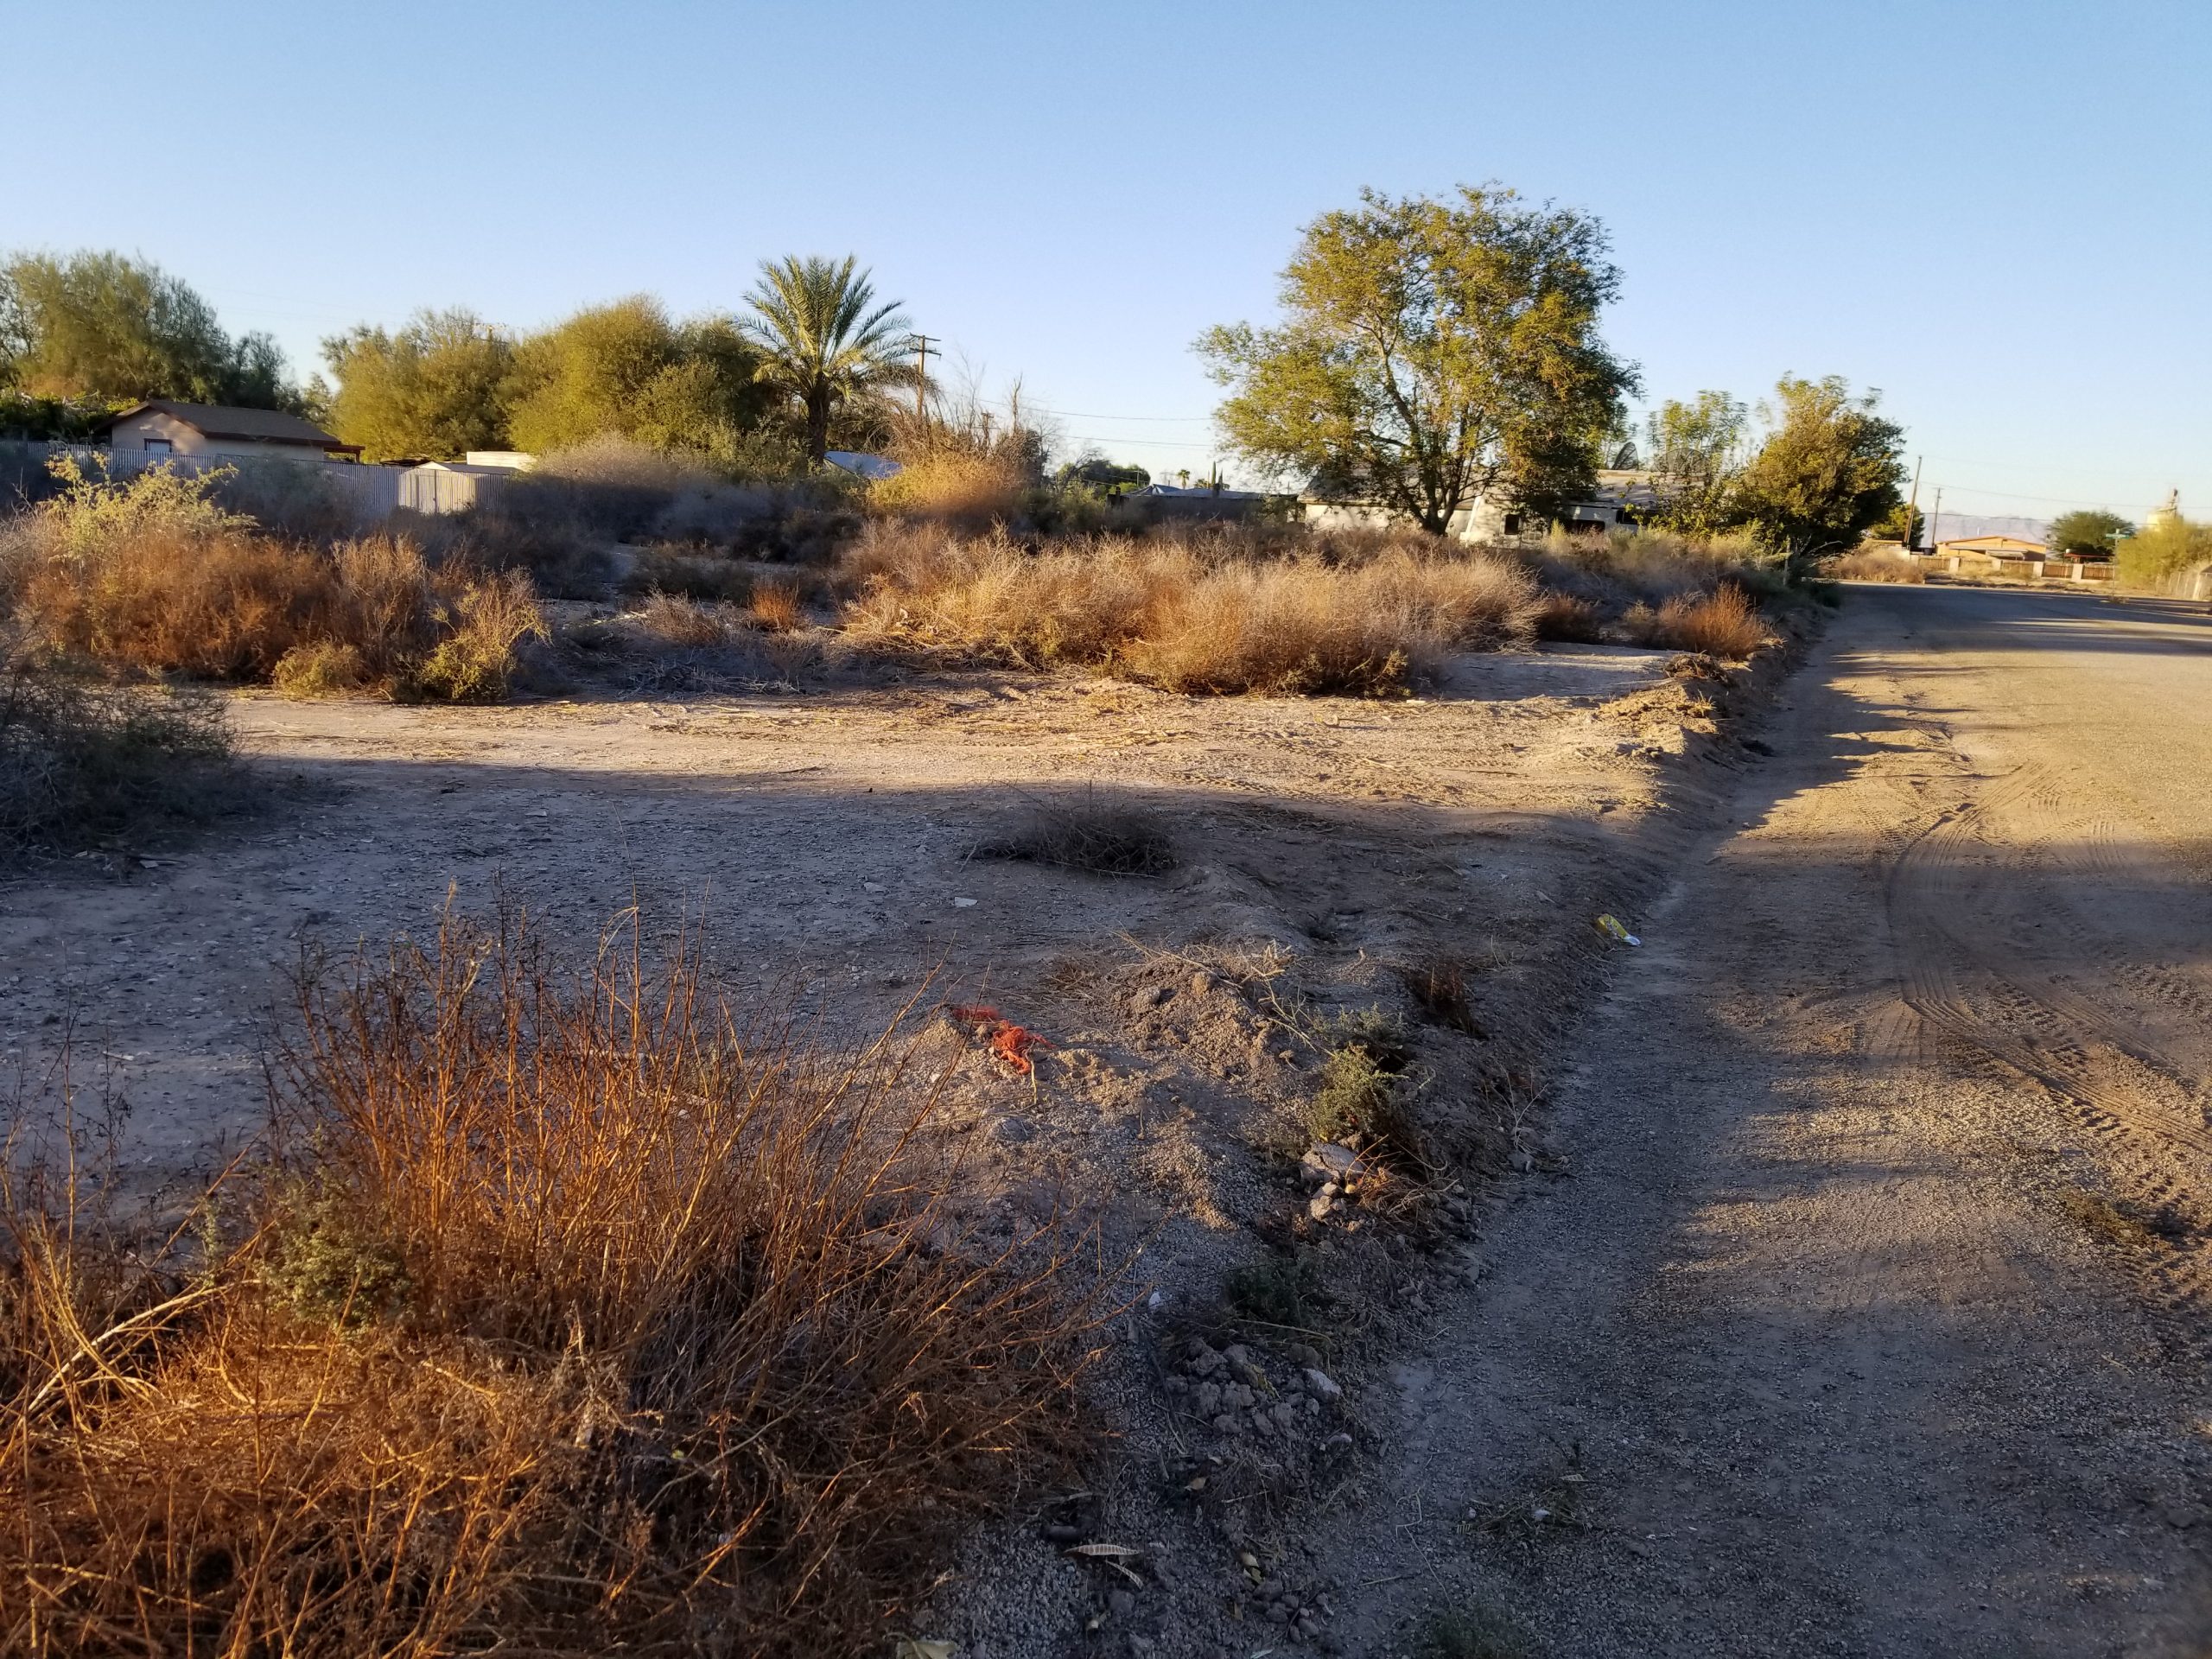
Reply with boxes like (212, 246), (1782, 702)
(1305, 469), (1661, 543)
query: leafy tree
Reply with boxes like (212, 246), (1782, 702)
(321, 308), (515, 461)
(741, 257), (913, 465)
(1196, 185), (1637, 534)
(1732, 375), (1906, 569)
(1058, 454), (1151, 493)
(1646, 391), (1749, 495)
(2047, 508), (2133, 556)
(0, 250), (294, 407)
(1871, 499), (1925, 547)
(506, 296), (768, 456)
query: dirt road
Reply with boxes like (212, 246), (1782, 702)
(1309, 584), (2212, 1656)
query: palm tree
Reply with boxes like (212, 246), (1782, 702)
(741, 256), (912, 464)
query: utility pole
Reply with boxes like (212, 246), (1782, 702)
(908, 334), (938, 424)
(1903, 454), (1923, 550)
(1929, 486), (1943, 553)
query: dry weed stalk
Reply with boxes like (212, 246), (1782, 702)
(2, 906), (1103, 1656)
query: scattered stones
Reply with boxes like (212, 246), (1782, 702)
(985, 1116), (1034, 1146)
(1301, 1367), (1344, 1400)
(1300, 1141), (1370, 1189)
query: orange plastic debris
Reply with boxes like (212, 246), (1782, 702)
(945, 1003), (1055, 1075)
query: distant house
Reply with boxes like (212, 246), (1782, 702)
(1306, 468), (1657, 542)
(1927, 533), (2112, 582)
(94, 400), (361, 461)
(1936, 535), (2050, 566)
(1128, 481), (1270, 521)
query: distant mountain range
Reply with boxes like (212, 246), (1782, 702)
(1927, 512), (2050, 544)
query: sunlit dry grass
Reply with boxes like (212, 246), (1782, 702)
(2, 906), (1102, 1656)
(840, 524), (1541, 694)
(1625, 583), (1770, 658)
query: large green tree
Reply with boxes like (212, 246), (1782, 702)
(505, 296), (768, 456)
(321, 308), (515, 461)
(1732, 376), (1907, 568)
(2047, 508), (2133, 556)
(0, 250), (293, 407)
(741, 257), (913, 465)
(1196, 185), (1637, 534)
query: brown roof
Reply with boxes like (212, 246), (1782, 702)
(95, 400), (358, 452)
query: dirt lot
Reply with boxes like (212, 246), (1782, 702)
(0, 643), (1711, 1185)
(0, 636), (1758, 1643)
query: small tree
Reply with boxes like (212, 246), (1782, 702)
(1197, 185), (1637, 534)
(1644, 391), (1751, 537)
(321, 309), (515, 461)
(504, 296), (768, 458)
(2047, 508), (2133, 556)
(1732, 376), (1906, 571)
(742, 257), (912, 466)
(1872, 500), (1925, 547)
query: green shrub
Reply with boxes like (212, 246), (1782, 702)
(2116, 513), (2212, 588)
(1224, 1250), (1325, 1328)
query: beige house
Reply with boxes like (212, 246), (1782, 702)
(1927, 534), (2113, 582)
(94, 400), (360, 461)
(1936, 534), (2050, 563)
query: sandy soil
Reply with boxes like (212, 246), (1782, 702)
(0, 640), (1714, 1296)
(1259, 584), (2212, 1657)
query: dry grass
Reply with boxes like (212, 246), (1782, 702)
(635, 590), (742, 649)
(1397, 955), (1486, 1038)
(1833, 548), (1926, 583)
(8, 462), (546, 702)
(1624, 583), (1770, 659)
(1529, 592), (1605, 642)
(870, 452), (1030, 525)
(1, 906), (1102, 1656)
(621, 547), (757, 603)
(747, 578), (804, 632)
(974, 793), (1178, 876)
(841, 524), (1541, 695)
(0, 644), (238, 858)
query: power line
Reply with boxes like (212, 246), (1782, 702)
(1923, 480), (2186, 511)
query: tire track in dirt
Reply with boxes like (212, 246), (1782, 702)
(1886, 778), (2212, 1165)
(1287, 584), (2212, 1658)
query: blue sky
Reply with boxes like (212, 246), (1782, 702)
(5, 0), (2206, 526)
